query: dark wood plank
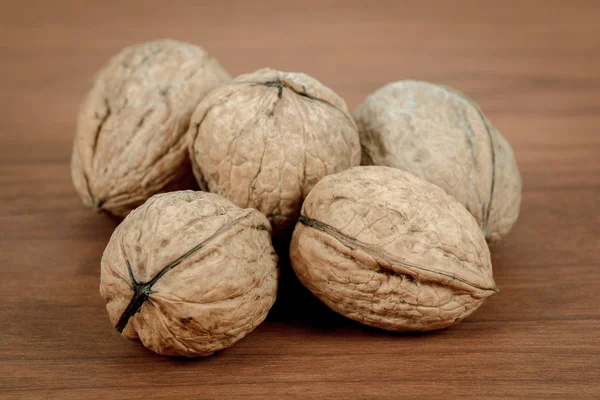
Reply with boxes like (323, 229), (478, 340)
(1, 0), (599, 398)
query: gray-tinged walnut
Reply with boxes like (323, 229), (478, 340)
(100, 191), (278, 357)
(188, 68), (361, 235)
(290, 166), (498, 331)
(72, 39), (230, 217)
(354, 81), (522, 244)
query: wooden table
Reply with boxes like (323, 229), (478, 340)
(1, 1), (599, 398)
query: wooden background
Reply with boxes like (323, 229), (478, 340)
(1, 0), (599, 398)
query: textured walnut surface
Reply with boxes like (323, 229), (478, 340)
(100, 191), (278, 357)
(290, 166), (497, 331)
(354, 81), (522, 244)
(72, 39), (230, 216)
(188, 68), (361, 234)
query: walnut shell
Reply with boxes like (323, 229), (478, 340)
(100, 191), (278, 357)
(354, 81), (522, 244)
(72, 39), (230, 217)
(290, 166), (497, 331)
(188, 68), (361, 234)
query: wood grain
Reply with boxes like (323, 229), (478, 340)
(1, 0), (599, 398)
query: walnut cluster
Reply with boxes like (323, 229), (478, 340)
(75, 40), (521, 357)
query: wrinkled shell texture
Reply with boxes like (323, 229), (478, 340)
(354, 81), (522, 244)
(290, 166), (497, 331)
(188, 68), (361, 234)
(72, 39), (230, 216)
(100, 191), (278, 357)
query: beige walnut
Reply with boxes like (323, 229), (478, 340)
(354, 81), (522, 244)
(100, 191), (278, 357)
(72, 39), (230, 217)
(290, 166), (497, 331)
(188, 68), (361, 235)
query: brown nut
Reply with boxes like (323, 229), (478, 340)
(290, 166), (497, 331)
(354, 81), (522, 244)
(100, 191), (278, 357)
(188, 68), (361, 234)
(72, 39), (230, 216)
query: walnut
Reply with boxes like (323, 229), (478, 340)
(99, 191), (278, 357)
(354, 81), (522, 244)
(289, 166), (497, 331)
(72, 39), (230, 217)
(188, 68), (361, 235)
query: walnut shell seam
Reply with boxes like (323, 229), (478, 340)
(444, 86), (497, 232)
(189, 78), (356, 153)
(114, 209), (255, 333)
(297, 214), (499, 297)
